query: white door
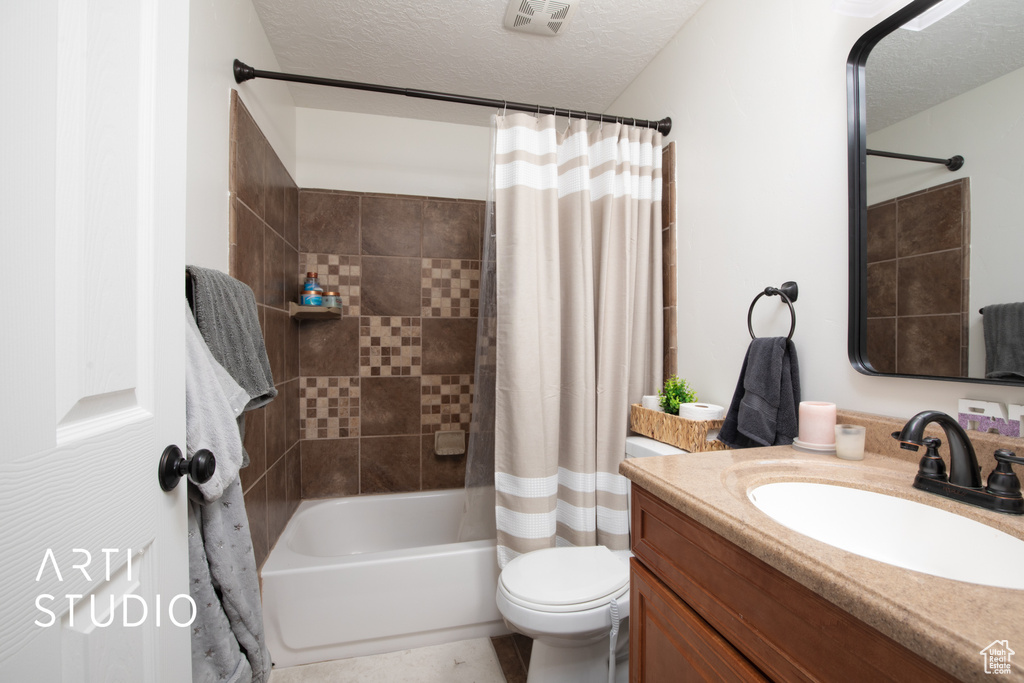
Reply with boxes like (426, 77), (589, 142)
(0, 1), (192, 681)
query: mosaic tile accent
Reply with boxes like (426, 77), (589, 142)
(301, 253), (361, 316)
(422, 259), (480, 318)
(360, 316), (422, 377)
(300, 376), (360, 439)
(421, 374), (474, 434)
(476, 315), (497, 369)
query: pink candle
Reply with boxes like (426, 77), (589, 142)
(799, 401), (837, 445)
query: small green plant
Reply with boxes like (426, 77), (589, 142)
(658, 375), (697, 415)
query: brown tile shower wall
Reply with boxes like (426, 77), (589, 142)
(662, 142), (678, 380)
(865, 179), (970, 377)
(228, 92), (302, 569)
(297, 189), (484, 499)
(225, 98), (670, 558)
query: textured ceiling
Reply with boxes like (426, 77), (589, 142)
(866, 0), (1024, 132)
(249, 0), (708, 127)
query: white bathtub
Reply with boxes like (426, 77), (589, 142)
(261, 488), (507, 668)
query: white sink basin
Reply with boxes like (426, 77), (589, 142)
(748, 482), (1024, 589)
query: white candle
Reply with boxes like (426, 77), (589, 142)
(835, 424), (866, 460)
(799, 401), (837, 445)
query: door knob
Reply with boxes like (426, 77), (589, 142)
(158, 445), (216, 491)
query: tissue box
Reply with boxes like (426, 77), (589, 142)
(629, 404), (728, 453)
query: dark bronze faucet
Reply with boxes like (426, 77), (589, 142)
(892, 410), (1024, 515)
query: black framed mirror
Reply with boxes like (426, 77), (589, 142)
(847, 0), (1024, 385)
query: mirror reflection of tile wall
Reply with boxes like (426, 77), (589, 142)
(865, 178), (970, 377)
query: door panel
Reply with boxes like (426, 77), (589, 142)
(0, 0), (191, 680)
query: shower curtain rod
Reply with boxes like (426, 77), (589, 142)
(867, 148), (964, 171)
(233, 60), (672, 136)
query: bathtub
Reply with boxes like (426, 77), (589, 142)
(261, 488), (508, 668)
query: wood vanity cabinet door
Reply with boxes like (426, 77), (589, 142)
(631, 559), (767, 682)
(630, 484), (959, 683)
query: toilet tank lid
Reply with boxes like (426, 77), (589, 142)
(625, 436), (687, 458)
(501, 546), (628, 606)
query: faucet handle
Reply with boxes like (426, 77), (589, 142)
(995, 449), (1024, 466)
(915, 437), (947, 481)
(986, 450), (1024, 497)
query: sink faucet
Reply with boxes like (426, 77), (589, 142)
(892, 410), (1024, 515)
(893, 410), (981, 487)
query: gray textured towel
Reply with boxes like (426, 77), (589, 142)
(984, 302), (1024, 379)
(719, 337), (801, 448)
(184, 291), (273, 683)
(186, 265), (277, 411)
(188, 481), (271, 683)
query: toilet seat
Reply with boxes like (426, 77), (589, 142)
(498, 546), (629, 613)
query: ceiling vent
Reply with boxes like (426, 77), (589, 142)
(503, 0), (579, 37)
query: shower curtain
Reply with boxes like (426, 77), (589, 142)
(459, 122), (499, 545)
(491, 113), (663, 567)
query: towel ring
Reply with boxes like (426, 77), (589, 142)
(747, 281), (798, 341)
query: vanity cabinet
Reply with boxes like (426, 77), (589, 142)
(629, 484), (958, 682)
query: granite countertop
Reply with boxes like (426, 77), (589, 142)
(620, 443), (1024, 681)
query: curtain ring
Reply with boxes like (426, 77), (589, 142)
(562, 111), (572, 135)
(502, 100), (507, 117)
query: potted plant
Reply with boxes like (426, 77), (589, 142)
(658, 375), (697, 416)
(631, 376), (724, 452)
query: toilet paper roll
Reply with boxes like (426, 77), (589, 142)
(641, 395), (663, 411)
(677, 403), (726, 421)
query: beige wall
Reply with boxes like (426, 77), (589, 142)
(186, 0), (296, 270)
(607, 0), (1024, 418)
(295, 108), (491, 200)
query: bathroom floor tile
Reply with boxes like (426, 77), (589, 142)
(268, 638), (505, 683)
(490, 634), (528, 683)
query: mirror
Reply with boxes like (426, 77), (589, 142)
(848, 0), (1024, 385)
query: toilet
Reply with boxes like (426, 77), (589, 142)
(495, 436), (686, 683)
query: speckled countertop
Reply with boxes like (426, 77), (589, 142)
(620, 435), (1024, 682)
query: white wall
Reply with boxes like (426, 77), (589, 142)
(185, 0), (296, 270)
(608, 0), (1024, 418)
(296, 108), (491, 199)
(867, 66), (1024, 377)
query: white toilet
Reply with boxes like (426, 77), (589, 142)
(495, 436), (686, 683)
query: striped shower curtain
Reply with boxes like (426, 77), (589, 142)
(493, 113), (663, 567)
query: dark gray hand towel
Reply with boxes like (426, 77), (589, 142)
(984, 302), (1024, 379)
(186, 265), (277, 410)
(719, 337), (801, 448)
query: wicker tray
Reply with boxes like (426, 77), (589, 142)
(630, 404), (729, 453)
